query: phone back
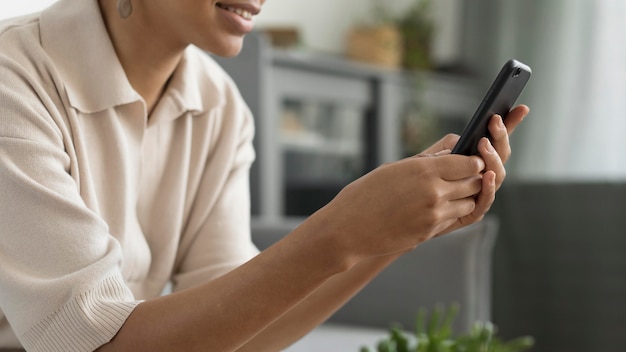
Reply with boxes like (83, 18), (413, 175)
(452, 59), (531, 155)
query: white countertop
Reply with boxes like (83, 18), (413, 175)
(285, 323), (390, 352)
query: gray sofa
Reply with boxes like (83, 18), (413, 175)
(490, 182), (626, 352)
(251, 216), (499, 350)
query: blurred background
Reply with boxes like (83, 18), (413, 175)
(258, 0), (626, 180)
(3, 1), (625, 351)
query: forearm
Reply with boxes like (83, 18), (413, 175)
(235, 251), (403, 352)
(97, 217), (352, 352)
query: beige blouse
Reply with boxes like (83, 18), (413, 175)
(0, 0), (259, 351)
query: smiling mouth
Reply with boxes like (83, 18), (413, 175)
(216, 3), (254, 20)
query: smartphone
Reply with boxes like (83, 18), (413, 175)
(451, 59), (531, 155)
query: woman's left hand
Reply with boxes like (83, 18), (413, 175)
(431, 104), (529, 234)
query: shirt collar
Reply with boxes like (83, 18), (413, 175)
(40, 0), (141, 113)
(39, 0), (224, 118)
(151, 46), (211, 121)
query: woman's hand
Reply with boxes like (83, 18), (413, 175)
(436, 104), (529, 235)
(318, 105), (529, 262)
(318, 151), (486, 262)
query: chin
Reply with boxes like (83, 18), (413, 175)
(202, 37), (245, 58)
(213, 47), (243, 58)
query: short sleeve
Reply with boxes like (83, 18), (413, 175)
(0, 60), (141, 352)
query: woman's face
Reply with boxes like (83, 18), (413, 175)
(138, 0), (266, 56)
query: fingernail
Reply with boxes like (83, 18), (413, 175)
(485, 139), (494, 153)
(497, 115), (506, 128)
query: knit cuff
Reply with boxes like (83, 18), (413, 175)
(20, 273), (142, 352)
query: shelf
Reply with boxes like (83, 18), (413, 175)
(212, 31), (482, 221)
(280, 131), (361, 157)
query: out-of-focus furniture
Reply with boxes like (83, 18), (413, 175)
(252, 216), (499, 351)
(213, 31), (480, 223)
(491, 182), (626, 352)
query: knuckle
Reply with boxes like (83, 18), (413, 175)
(467, 200), (478, 214)
(503, 146), (512, 159)
(423, 208), (442, 229)
(499, 168), (507, 180)
(415, 165), (436, 182)
(472, 214), (485, 224)
(423, 184), (444, 203)
(468, 157), (483, 172)
(443, 134), (460, 149)
(444, 133), (458, 143)
(473, 177), (483, 193)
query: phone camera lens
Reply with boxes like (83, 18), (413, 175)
(513, 67), (522, 77)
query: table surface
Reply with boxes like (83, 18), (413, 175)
(285, 323), (390, 352)
(0, 323), (390, 352)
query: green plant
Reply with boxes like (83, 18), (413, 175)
(360, 304), (534, 352)
(396, 0), (434, 70)
(367, 0), (434, 70)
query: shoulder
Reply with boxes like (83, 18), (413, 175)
(0, 13), (45, 63)
(0, 12), (59, 93)
(0, 12), (40, 37)
(0, 15), (67, 144)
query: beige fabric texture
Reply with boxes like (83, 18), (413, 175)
(0, 0), (259, 350)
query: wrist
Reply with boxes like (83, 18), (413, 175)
(297, 204), (363, 273)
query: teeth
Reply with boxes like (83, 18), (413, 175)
(222, 5), (253, 20)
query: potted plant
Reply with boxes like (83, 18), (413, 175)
(396, 0), (434, 71)
(360, 304), (534, 352)
(346, 0), (435, 70)
(345, 1), (404, 68)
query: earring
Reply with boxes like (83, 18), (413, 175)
(117, 0), (133, 19)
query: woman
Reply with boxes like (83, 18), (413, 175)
(0, 0), (529, 351)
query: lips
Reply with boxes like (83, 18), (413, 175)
(216, 2), (259, 20)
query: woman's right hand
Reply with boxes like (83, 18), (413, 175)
(315, 151), (486, 263)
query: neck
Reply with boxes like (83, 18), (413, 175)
(98, 0), (186, 114)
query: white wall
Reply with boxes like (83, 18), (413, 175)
(256, 0), (464, 65)
(494, 0), (626, 181)
(0, 0), (462, 65)
(256, 0), (375, 54)
(0, 0), (57, 20)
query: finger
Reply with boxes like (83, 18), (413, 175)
(471, 170), (496, 218)
(434, 149), (451, 156)
(444, 174), (483, 200)
(431, 154), (485, 181)
(454, 171), (495, 218)
(478, 137), (506, 189)
(420, 134), (460, 155)
(433, 171), (497, 237)
(443, 197), (478, 225)
(414, 149), (452, 159)
(503, 104), (530, 135)
(430, 197), (477, 236)
(443, 170), (496, 234)
(488, 114), (511, 164)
